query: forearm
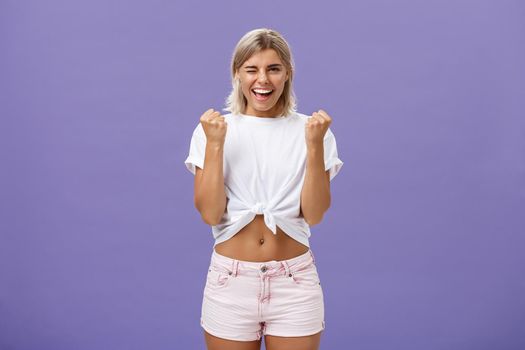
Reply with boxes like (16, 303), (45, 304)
(300, 143), (331, 225)
(195, 142), (227, 225)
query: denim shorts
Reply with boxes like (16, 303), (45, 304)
(200, 249), (325, 341)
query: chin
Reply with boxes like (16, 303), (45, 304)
(256, 105), (276, 112)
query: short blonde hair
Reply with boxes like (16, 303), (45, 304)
(223, 28), (297, 117)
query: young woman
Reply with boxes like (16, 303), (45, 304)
(184, 28), (343, 350)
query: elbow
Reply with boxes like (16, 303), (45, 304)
(304, 215), (324, 226)
(303, 204), (330, 226)
(194, 196), (226, 226)
(201, 214), (222, 226)
(304, 217), (323, 226)
(195, 205), (223, 226)
(194, 200), (223, 226)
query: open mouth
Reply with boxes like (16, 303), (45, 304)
(252, 88), (274, 101)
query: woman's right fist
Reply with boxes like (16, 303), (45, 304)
(200, 108), (227, 145)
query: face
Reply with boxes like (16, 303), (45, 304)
(235, 49), (289, 117)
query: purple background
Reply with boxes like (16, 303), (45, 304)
(1, 0), (524, 349)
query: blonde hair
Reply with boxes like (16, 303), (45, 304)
(223, 28), (297, 117)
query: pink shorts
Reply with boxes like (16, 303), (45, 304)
(200, 249), (325, 341)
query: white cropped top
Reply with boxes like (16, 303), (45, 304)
(184, 111), (343, 247)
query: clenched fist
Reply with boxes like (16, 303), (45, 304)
(200, 108), (227, 145)
(305, 109), (332, 147)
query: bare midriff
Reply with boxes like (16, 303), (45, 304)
(214, 214), (309, 262)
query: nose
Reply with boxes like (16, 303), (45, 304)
(257, 70), (269, 83)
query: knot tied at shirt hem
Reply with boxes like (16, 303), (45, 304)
(251, 202), (265, 214)
(250, 202), (277, 235)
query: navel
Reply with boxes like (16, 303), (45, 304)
(259, 238), (265, 245)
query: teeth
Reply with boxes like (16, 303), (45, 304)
(253, 89), (273, 94)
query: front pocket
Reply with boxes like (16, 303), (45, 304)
(290, 265), (321, 287)
(206, 268), (232, 289)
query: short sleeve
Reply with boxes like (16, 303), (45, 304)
(184, 123), (206, 175)
(324, 127), (344, 181)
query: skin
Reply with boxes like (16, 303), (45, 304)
(195, 48), (332, 350)
(236, 48), (288, 118)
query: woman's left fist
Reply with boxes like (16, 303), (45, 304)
(305, 109), (332, 146)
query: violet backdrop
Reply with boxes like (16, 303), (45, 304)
(1, 0), (524, 349)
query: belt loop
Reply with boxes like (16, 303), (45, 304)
(309, 249), (316, 264)
(231, 260), (239, 277)
(281, 260), (291, 277)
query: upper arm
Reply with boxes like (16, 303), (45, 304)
(300, 170), (331, 218)
(194, 166), (203, 207)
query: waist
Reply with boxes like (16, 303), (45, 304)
(214, 215), (309, 261)
(209, 248), (316, 278)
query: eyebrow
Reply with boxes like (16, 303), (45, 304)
(244, 64), (283, 69)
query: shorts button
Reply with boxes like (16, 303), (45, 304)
(260, 265), (267, 273)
